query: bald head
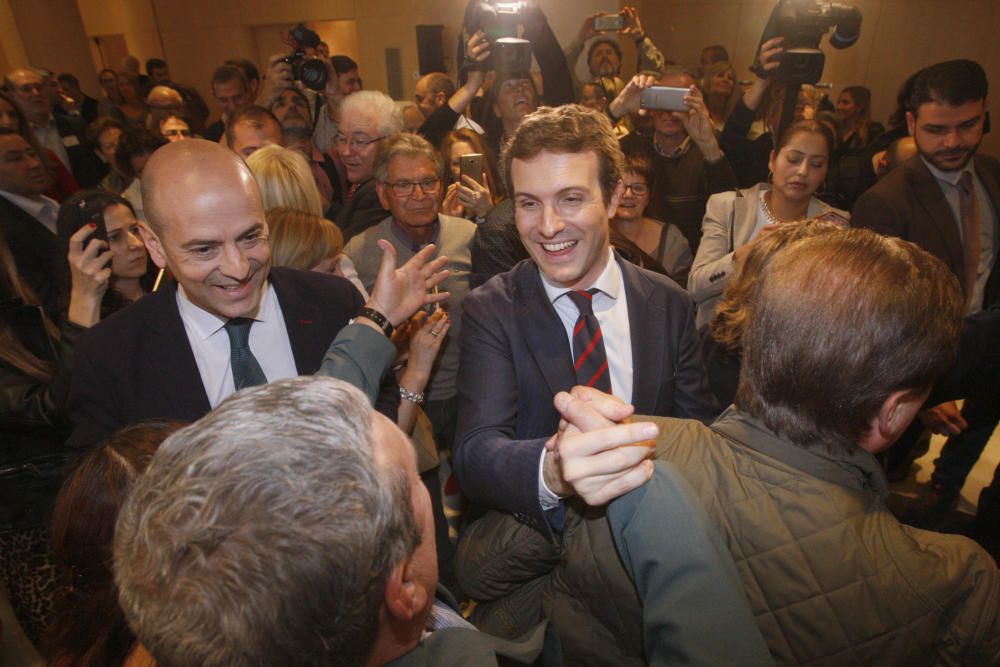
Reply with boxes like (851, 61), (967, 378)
(142, 139), (261, 234)
(146, 85), (184, 112)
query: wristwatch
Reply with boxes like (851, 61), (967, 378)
(357, 306), (393, 337)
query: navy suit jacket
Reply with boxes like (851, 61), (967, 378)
(453, 255), (717, 532)
(66, 267), (390, 449)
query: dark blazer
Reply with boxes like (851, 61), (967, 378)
(67, 267), (374, 449)
(335, 178), (388, 242)
(852, 154), (1000, 307)
(53, 113), (102, 188)
(453, 255), (718, 532)
(0, 195), (61, 316)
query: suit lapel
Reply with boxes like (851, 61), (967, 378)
(975, 156), (1000, 306)
(512, 263), (576, 398)
(143, 284), (212, 419)
(271, 268), (328, 375)
(906, 157), (964, 271)
(621, 258), (664, 413)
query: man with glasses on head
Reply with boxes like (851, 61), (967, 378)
(335, 90), (404, 241)
(345, 133), (475, 593)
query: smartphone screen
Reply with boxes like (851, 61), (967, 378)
(594, 14), (624, 31)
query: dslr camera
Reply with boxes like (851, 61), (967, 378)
(751, 0), (862, 85)
(282, 24), (328, 91)
(462, 1), (532, 73)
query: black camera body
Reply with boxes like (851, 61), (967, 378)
(462, 1), (533, 73)
(283, 24), (327, 91)
(751, 0), (862, 85)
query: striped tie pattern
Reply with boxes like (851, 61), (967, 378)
(566, 289), (611, 393)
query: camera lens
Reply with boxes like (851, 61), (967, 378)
(299, 60), (328, 91)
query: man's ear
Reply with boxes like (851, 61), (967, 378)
(860, 388), (926, 454)
(382, 559), (429, 622)
(138, 222), (167, 269)
(375, 180), (390, 211)
(606, 179), (625, 218)
(906, 110), (916, 137)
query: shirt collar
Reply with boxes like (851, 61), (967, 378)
(390, 215), (441, 253)
(0, 190), (59, 230)
(653, 135), (691, 159)
(921, 155), (976, 187)
(540, 247), (622, 305)
(176, 279), (274, 340)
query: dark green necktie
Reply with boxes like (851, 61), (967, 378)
(224, 317), (267, 390)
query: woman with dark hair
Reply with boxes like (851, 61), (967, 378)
(46, 420), (182, 667)
(0, 90), (79, 201)
(439, 128), (500, 221)
(0, 224), (109, 647)
(56, 190), (152, 318)
(689, 119), (849, 328)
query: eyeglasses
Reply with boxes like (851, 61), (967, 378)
(334, 133), (387, 150)
(622, 182), (649, 195)
(384, 177), (441, 197)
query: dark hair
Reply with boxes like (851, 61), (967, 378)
(114, 126), (165, 181)
(888, 69), (921, 130)
(622, 152), (654, 190)
(145, 58), (167, 74)
(55, 190), (150, 317)
(774, 119), (835, 157)
(225, 104), (281, 148)
(224, 59), (260, 85)
(331, 55), (359, 75)
(98, 68), (117, 80)
(736, 229), (963, 451)
(0, 229), (58, 382)
(839, 85), (873, 144)
(701, 44), (729, 64)
(46, 420), (183, 667)
(587, 38), (623, 68)
(57, 73), (79, 88)
(86, 115), (124, 147)
(502, 104), (624, 205)
(908, 59), (988, 115)
(211, 64), (248, 91)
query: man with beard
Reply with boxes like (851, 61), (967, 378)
(270, 87), (341, 213)
(852, 60), (1000, 545)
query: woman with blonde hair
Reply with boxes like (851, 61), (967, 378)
(699, 61), (739, 131)
(245, 144), (324, 217)
(266, 207), (366, 299)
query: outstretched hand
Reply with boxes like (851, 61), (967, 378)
(366, 240), (450, 328)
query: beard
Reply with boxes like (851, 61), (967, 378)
(918, 137), (982, 172)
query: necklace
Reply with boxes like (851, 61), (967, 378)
(761, 191), (805, 225)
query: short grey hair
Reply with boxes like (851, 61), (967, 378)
(114, 377), (420, 667)
(373, 132), (443, 183)
(340, 90), (404, 138)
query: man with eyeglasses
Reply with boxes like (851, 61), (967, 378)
(344, 131), (476, 595)
(3, 68), (101, 187)
(335, 90), (404, 241)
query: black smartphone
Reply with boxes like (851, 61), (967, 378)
(639, 86), (689, 112)
(78, 199), (108, 244)
(460, 153), (485, 187)
(594, 14), (624, 31)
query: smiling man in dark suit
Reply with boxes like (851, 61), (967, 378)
(454, 105), (717, 534)
(67, 139), (448, 448)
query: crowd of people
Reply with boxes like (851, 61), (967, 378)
(1, 4), (998, 665)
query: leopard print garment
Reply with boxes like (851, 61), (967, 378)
(0, 527), (57, 646)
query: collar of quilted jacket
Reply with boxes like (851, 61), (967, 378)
(710, 407), (890, 500)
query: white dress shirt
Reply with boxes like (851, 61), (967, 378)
(537, 247), (635, 506)
(0, 190), (59, 234)
(923, 157), (998, 313)
(31, 116), (72, 171)
(176, 281), (298, 407)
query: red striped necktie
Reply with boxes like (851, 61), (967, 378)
(566, 289), (611, 393)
